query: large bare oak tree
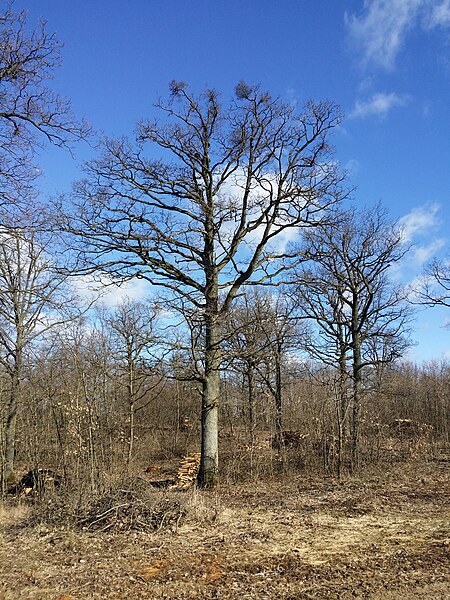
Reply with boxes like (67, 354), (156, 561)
(59, 81), (345, 486)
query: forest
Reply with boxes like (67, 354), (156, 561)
(0, 4), (448, 599)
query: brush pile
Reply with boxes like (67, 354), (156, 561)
(78, 482), (186, 532)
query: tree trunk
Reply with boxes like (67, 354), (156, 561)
(128, 401), (135, 468)
(2, 349), (22, 490)
(127, 356), (135, 469)
(274, 340), (283, 448)
(3, 391), (18, 488)
(337, 350), (348, 479)
(351, 334), (362, 471)
(247, 367), (255, 447)
(198, 306), (221, 488)
(198, 199), (221, 488)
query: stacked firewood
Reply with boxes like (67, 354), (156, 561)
(173, 452), (201, 489)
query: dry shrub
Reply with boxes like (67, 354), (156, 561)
(28, 477), (183, 532)
(220, 446), (279, 484)
(78, 491), (186, 532)
(24, 476), (223, 533)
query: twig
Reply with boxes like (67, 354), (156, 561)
(80, 503), (129, 527)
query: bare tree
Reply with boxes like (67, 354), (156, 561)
(105, 299), (164, 468)
(223, 291), (273, 445)
(255, 295), (302, 448)
(0, 1), (89, 202)
(59, 81), (345, 486)
(293, 204), (412, 472)
(0, 223), (79, 488)
(225, 290), (302, 447)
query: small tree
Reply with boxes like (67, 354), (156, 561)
(60, 81), (345, 486)
(106, 299), (164, 468)
(223, 292), (272, 445)
(293, 205), (412, 472)
(0, 223), (79, 488)
(223, 290), (298, 445)
(225, 290), (302, 446)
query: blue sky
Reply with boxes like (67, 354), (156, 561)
(14, 0), (450, 362)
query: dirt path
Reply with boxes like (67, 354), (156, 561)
(0, 462), (449, 599)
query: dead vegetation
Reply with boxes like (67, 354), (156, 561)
(0, 459), (448, 599)
(77, 489), (186, 533)
(29, 480), (189, 534)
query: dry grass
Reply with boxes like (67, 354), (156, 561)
(0, 501), (31, 527)
(0, 459), (449, 599)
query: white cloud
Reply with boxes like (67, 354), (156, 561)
(216, 167), (304, 257)
(345, 158), (361, 175)
(398, 202), (441, 242)
(345, 0), (424, 70)
(74, 274), (152, 308)
(428, 0), (450, 27)
(412, 238), (446, 266)
(346, 0), (450, 70)
(349, 92), (409, 119)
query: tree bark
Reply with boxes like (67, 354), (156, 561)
(337, 350), (348, 480)
(351, 331), (362, 471)
(198, 310), (221, 488)
(274, 339), (283, 448)
(2, 348), (23, 489)
(246, 367), (256, 447)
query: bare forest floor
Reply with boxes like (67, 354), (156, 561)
(0, 459), (449, 600)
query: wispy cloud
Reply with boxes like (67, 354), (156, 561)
(349, 92), (409, 118)
(345, 0), (423, 70)
(428, 0), (450, 27)
(346, 0), (450, 70)
(398, 202), (441, 242)
(395, 204), (446, 294)
(74, 274), (152, 308)
(412, 238), (446, 266)
(345, 158), (361, 175)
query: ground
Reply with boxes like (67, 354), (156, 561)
(0, 460), (449, 599)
